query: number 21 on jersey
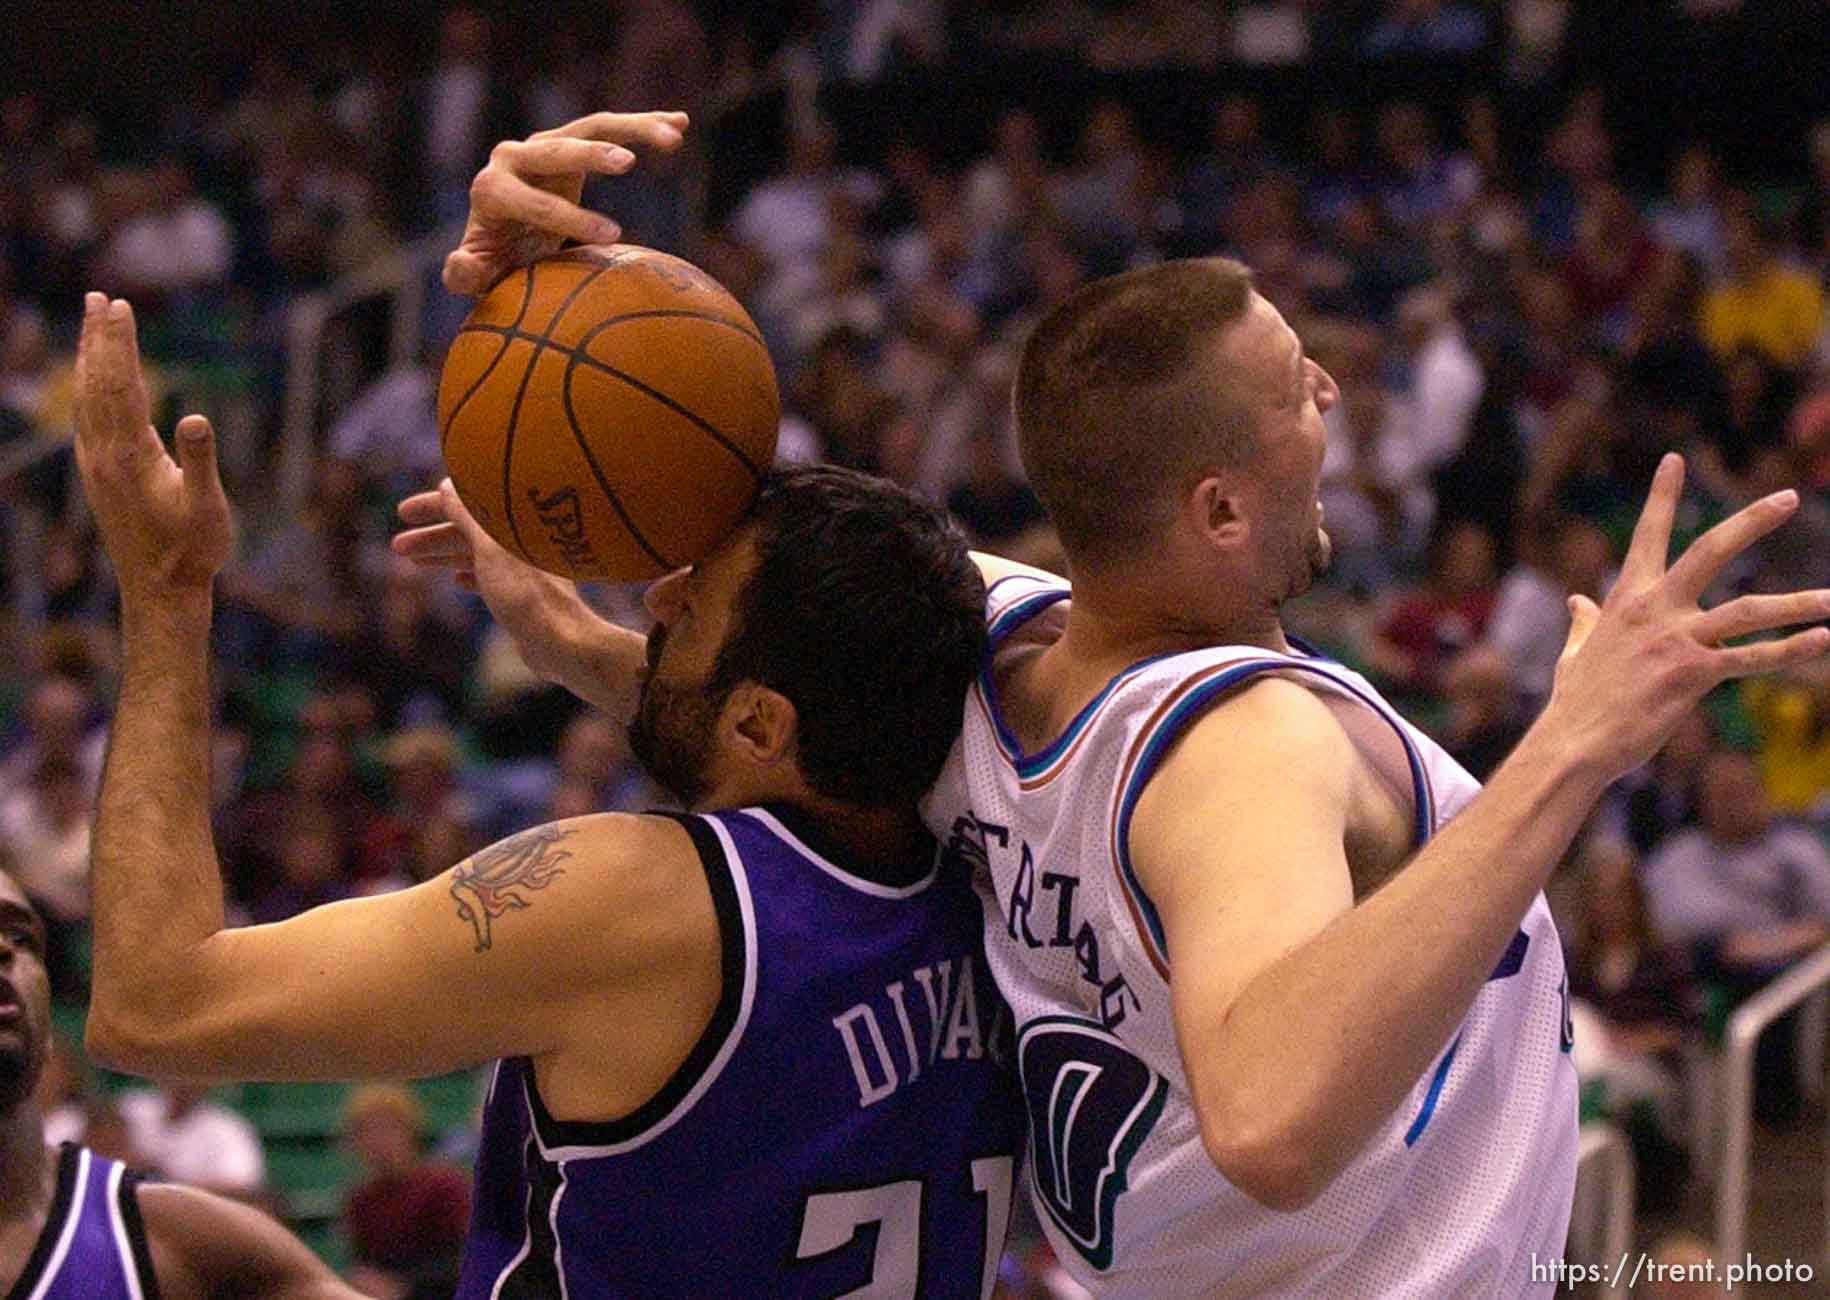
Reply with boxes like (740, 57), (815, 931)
(795, 1156), (1014, 1299)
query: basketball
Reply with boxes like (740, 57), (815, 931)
(437, 244), (779, 581)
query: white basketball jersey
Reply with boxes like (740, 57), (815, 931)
(921, 575), (1579, 1298)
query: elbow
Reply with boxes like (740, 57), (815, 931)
(86, 958), (219, 1077)
(85, 1002), (168, 1077)
(1197, 1105), (1332, 1213)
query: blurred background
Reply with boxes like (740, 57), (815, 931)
(6, 0), (1830, 1294)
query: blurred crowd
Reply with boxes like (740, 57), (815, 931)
(6, 0), (1830, 1282)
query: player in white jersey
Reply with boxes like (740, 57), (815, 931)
(390, 129), (1830, 1298)
(906, 258), (1830, 1298)
(923, 573), (1574, 1295)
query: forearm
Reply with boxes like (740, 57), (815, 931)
(90, 589), (225, 1035)
(1196, 728), (1605, 1196)
(514, 591), (649, 723)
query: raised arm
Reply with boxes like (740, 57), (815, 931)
(73, 297), (718, 1087)
(1135, 455), (1830, 1209)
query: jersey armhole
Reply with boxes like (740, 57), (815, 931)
(520, 812), (757, 1158)
(1107, 657), (1434, 978)
(3, 1145), (83, 1300)
(115, 1173), (163, 1300)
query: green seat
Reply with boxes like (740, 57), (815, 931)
(414, 1069), (485, 1138)
(242, 1081), (354, 1139)
(293, 1219), (354, 1271)
(265, 1139), (360, 1222)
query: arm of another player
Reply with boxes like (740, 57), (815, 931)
(1138, 455), (1830, 1211)
(137, 1182), (366, 1300)
(445, 109), (689, 296)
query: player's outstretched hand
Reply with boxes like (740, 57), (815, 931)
(73, 293), (232, 600)
(393, 480), (604, 685)
(1546, 453), (1830, 782)
(445, 109), (690, 297)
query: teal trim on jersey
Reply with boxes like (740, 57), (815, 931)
(1018, 1015), (1170, 1273)
(1404, 1033), (1463, 1147)
(1113, 659), (1437, 965)
(979, 582), (1183, 781)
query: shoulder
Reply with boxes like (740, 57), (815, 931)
(1129, 674), (1358, 840)
(135, 1180), (356, 1299)
(496, 812), (719, 959)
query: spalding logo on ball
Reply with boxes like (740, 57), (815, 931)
(438, 244), (780, 581)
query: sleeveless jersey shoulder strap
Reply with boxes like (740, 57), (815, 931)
(1106, 649), (1438, 978)
(520, 812), (757, 1162)
(5, 1145), (84, 1300)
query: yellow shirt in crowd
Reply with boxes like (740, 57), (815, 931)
(1701, 264), (1825, 368)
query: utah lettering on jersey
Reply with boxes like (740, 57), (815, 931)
(946, 812), (1142, 1032)
(832, 950), (1013, 1108)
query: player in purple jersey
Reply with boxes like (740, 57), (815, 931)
(0, 871), (358, 1300)
(69, 115), (1020, 1290)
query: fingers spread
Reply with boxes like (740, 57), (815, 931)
(1666, 488), (1801, 606)
(1694, 590), (1830, 645)
(1712, 626), (1830, 682)
(1617, 453), (1684, 592)
(1560, 593), (1603, 660)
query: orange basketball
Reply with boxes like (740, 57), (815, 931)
(438, 244), (779, 581)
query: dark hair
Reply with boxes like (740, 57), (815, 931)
(710, 465), (986, 808)
(1014, 257), (1257, 566)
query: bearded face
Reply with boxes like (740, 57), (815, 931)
(626, 622), (729, 809)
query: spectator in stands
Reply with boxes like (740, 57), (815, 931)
(962, 107), (1049, 240)
(118, 1079), (266, 1200)
(1701, 196), (1824, 370)
(218, 455), (379, 672)
(1566, 835), (1695, 1201)
(1621, 706), (1714, 856)
(1365, 518), (1499, 699)
(244, 801), (355, 926)
(0, 672), (104, 800)
(1649, 143), (1727, 279)
(1563, 180), (1663, 347)
(1380, 285), (1485, 500)
(1486, 514), (1614, 709)
(388, 5), (521, 231)
(341, 1084), (470, 1299)
(99, 155), (233, 307)
(1742, 658), (1830, 821)
(348, 555), (475, 730)
(1360, 0), (1489, 59)
(1439, 643), (1528, 781)
(1643, 748), (1830, 1121)
(0, 755), (92, 990)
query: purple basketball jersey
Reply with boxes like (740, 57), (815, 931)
(6, 1145), (156, 1300)
(455, 806), (1023, 1298)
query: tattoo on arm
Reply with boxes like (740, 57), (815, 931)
(450, 825), (576, 952)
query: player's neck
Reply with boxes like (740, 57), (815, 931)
(0, 1102), (51, 1221)
(1059, 569), (1290, 668)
